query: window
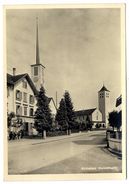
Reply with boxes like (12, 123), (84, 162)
(16, 90), (22, 101)
(23, 92), (27, 102)
(29, 95), (34, 104)
(16, 105), (22, 115)
(24, 106), (27, 116)
(34, 66), (38, 76)
(22, 79), (27, 88)
(100, 94), (103, 98)
(101, 94), (104, 98)
(106, 93), (109, 97)
(30, 108), (33, 116)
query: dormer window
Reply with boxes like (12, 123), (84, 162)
(34, 66), (38, 76)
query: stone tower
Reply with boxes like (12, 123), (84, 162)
(31, 17), (45, 91)
(98, 85), (110, 128)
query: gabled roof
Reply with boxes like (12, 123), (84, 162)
(47, 97), (57, 110)
(7, 73), (38, 95)
(99, 85), (110, 92)
(75, 108), (96, 116)
(7, 73), (25, 85)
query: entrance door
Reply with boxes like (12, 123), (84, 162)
(24, 122), (29, 136)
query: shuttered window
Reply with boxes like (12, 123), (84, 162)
(16, 90), (22, 101)
(29, 108), (34, 116)
(16, 105), (22, 115)
(29, 95), (34, 104)
(24, 106), (28, 116)
(22, 79), (27, 88)
(23, 92), (27, 103)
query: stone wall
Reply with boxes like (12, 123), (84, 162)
(107, 131), (122, 154)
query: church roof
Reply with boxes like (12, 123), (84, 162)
(99, 85), (110, 92)
(7, 73), (38, 95)
(75, 108), (96, 116)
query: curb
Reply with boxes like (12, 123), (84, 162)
(31, 132), (86, 145)
(108, 147), (122, 157)
(8, 132), (87, 146)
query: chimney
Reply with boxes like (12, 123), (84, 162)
(13, 68), (16, 76)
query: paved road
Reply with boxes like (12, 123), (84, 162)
(8, 130), (122, 174)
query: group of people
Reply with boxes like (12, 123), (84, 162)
(8, 128), (24, 140)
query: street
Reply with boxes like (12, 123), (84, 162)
(8, 130), (122, 174)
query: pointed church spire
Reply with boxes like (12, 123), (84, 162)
(36, 17), (40, 64)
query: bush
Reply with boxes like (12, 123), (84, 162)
(46, 130), (67, 137)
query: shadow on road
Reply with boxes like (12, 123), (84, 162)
(89, 134), (106, 137)
(72, 138), (106, 145)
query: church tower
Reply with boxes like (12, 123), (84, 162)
(31, 17), (45, 91)
(98, 85), (110, 128)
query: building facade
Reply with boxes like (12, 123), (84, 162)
(7, 72), (38, 135)
(75, 108), (103, 129)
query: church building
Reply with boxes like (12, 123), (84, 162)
(7, 18), (57, 136)
(75, 85), (111, 129)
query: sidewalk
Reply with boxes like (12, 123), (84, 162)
(8, 130), (105, 148)
(8, 131), (86, 147)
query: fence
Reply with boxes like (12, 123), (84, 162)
(107, 131), (122, 154)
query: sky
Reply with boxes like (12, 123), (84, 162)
(6, 8), (121, 111)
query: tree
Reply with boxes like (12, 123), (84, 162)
(55, 98), (68, 130)
(7, 112), (15, 127)
(64, 91), (75, 130)
(34, 86), (52, 138)
(108, 110), (120, 130)
(117, 110), (122, 130)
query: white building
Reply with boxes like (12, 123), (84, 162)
(7, 71), (37, 135)
(75, 108), (103, 128)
